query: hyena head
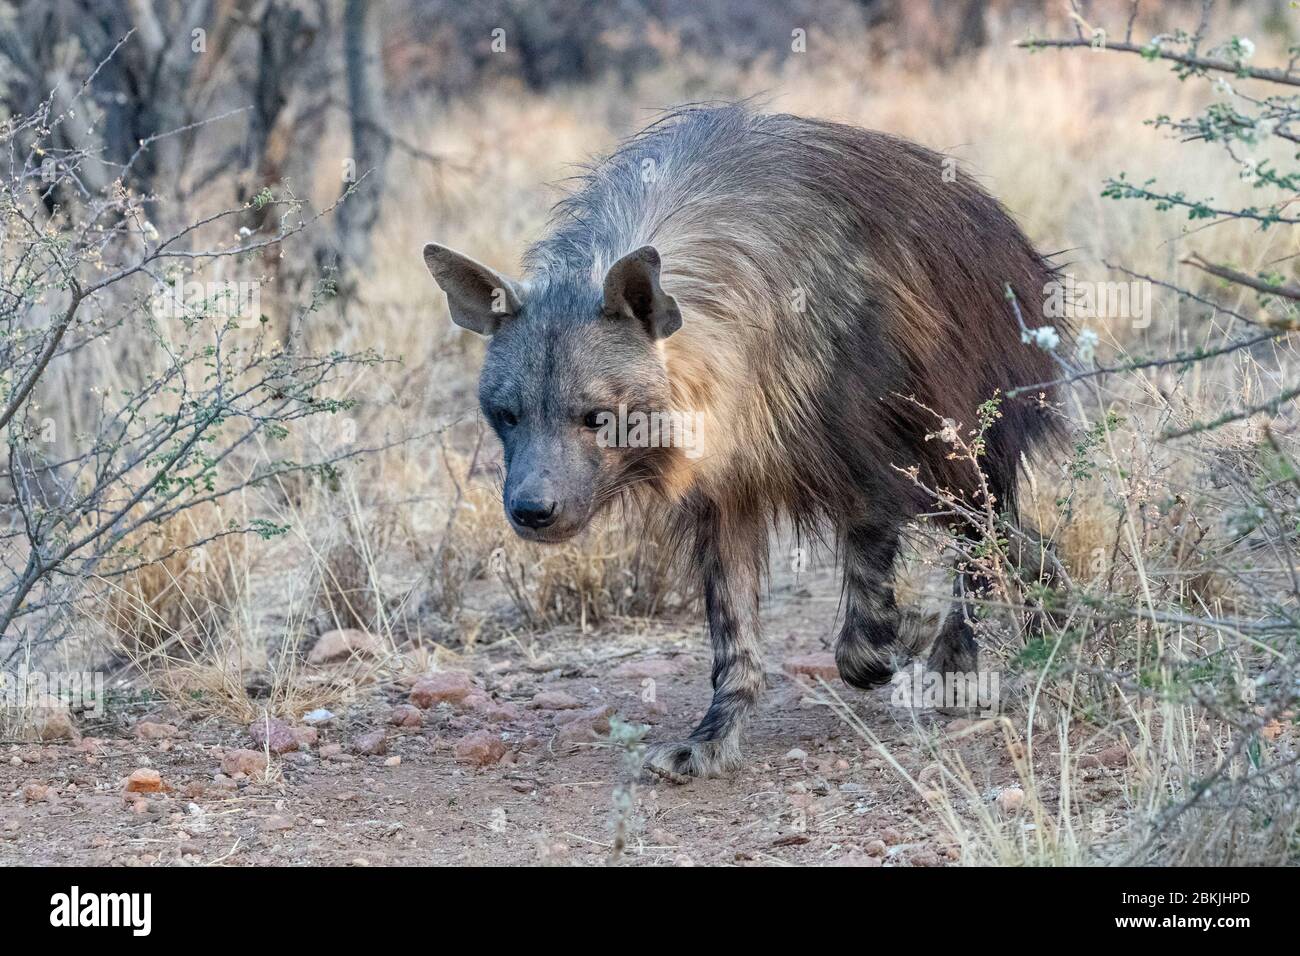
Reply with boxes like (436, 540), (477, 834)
(422, 242), (682, 543)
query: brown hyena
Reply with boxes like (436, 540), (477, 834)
(422, 104), (1062, 779)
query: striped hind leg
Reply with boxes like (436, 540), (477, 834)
(926, 564), (982, 679)
(835, 518), (922, 688)
(643, 500), (766, 780)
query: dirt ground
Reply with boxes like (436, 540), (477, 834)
(0, 555), (1105, 867)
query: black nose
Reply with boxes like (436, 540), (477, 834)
(510, 498), (558, 529)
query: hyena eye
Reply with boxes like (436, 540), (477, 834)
(582, 410), (606, 430)
(498, 410), (518, 428)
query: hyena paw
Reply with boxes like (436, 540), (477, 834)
(836, 607), (940, 689)
(641, 738), (740, 782)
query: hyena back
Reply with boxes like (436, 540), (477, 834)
(423, 104), (1062, 778)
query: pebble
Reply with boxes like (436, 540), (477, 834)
(248, 717), (299, 755)
(220, 749), (269, 777)
(309, 628), (382, 664)
(389, 704), (423, 727)
(134, 721), (179, 739)
(33, 696), (75, 740)
(22, 782), (51, 802)
(353, 731), (388, 756)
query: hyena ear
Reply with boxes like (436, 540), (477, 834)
(602, 245), (682, 339)
(422, 243), (525, 336)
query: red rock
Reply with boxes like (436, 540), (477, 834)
(484, 702), (522, 723)
(454, 731), (507, 767)
(409, 671), (475, 709)
(319, 744), (344, 759)
(124, 768), (166, 794)
(22, 782), (51, 802)
(530, 690), (581, 710)
(458, 691), (492, 713)
(220, 749), (268, 777)
(783, 653), (839, 682)
(32, 696), (74, 740)
(554, 705), (615, 746)
(134, 721), (179, 739)
(247, 717), (299, 755)
(294, 726), (318, 748)
(308, 628), (382, 665)
(389, 704), (423, 727)
(352, 730), (388, 756)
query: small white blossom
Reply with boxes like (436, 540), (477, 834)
(238, 226), (252, 238)
(1255, 118), (1277, 138)
(1022, 325), (1060, 351)
(1075, 328), (1099, 364)
(1236, 37), (1255, 61)
(1214, 77), (1234, 96)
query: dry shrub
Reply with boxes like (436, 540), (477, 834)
(100, 504), (245, 655)
(496, 505), (695, 630)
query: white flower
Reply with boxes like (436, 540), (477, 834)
(1021, 325), (1060, 351)
(1236, 37), (1255, 61)
(1075, 328), (1099, 364)
(1255, 118), (1277, 138)
(1214, 77), (1234, 96)
(238, 226), (252, 238)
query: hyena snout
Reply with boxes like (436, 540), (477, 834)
(503, 471), (592, 543)
(508, 494), (558, 529)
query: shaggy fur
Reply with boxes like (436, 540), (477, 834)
(423, 103), (1062, 778)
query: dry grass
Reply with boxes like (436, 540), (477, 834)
(101, 504), (247, 654)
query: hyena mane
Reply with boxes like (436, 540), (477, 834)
(525, 103), (1064, 547)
